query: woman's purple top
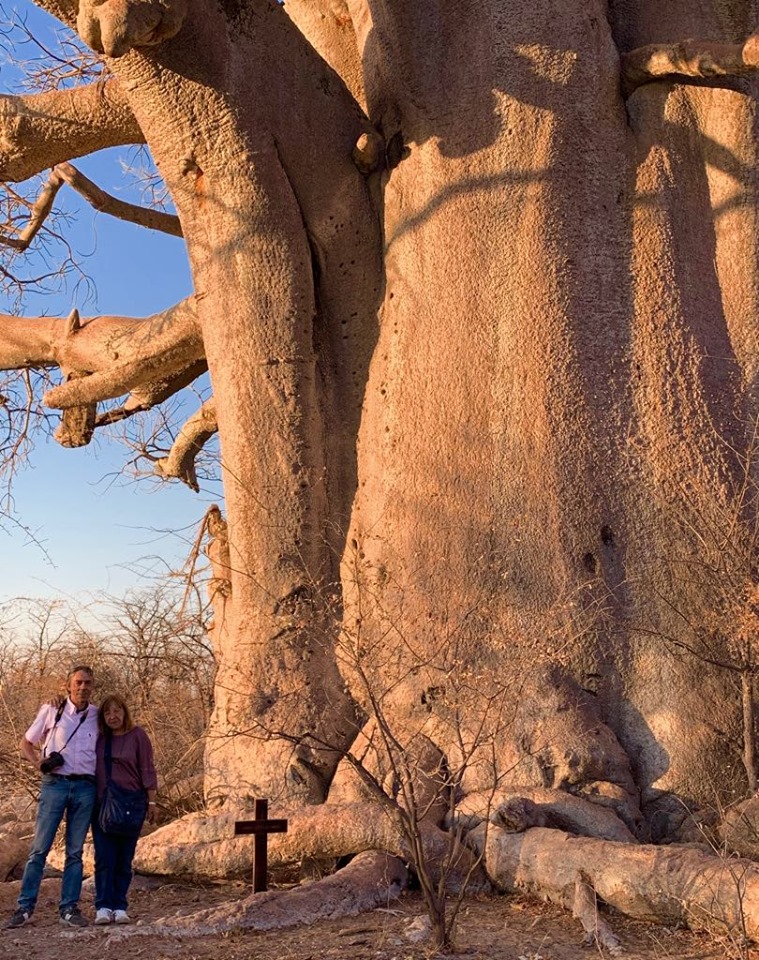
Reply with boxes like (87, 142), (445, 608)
(96, 726), (158, 800)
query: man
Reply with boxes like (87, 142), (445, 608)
(5, 665), (99, 929)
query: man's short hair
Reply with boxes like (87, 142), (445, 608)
(66, 665), (94, 682)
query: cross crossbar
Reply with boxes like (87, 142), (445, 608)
(233, 798), (289, 893)
(234, 819), (288, 835)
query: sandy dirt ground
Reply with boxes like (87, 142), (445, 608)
(0, 871), (753, 960)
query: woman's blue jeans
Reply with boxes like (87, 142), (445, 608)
(91, 809), (141, 911)
(17, 774), (96, 915)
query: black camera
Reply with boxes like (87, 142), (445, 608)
(40, 751), (65, 774)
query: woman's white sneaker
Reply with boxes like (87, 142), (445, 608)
(113, 910), (130, 924)
(94, 908), (113, 925)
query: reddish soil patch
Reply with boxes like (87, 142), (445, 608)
(0, 874), (751, 959)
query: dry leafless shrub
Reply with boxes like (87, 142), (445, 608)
(0, 586), (214, 817)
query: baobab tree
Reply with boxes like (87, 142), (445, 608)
(3, 0), (759, 942)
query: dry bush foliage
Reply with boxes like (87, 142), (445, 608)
(0, 586), (213, 816)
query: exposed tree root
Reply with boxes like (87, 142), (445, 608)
(134, 800), (487, 891)
(453, 786), (637, 843)
(622, 33), (759, 96)
(115, 851), (407, 938)
(572, 874), (623, 956)
(123, 778), (759, 950)
(134, 803), (391, 877)
(132, 811), (759, 947)
(471, 824), (759, 943)
(721, 795), (759, 859)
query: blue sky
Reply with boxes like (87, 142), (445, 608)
(0, 3), (213, 611)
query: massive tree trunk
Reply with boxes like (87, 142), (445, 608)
(336, 0), (759, 832)
(61, 0), (383, 803)
(114, 0), (384, 804)
(3, 0), (759, 923)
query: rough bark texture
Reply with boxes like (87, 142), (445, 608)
(338, 0), (759, 836)
(57, 0), (386, 804)
(5, 0), (759, 925)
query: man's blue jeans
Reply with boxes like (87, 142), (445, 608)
(17, 775), (96, 915)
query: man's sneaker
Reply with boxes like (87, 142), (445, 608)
(59, 908), (88, 928)
(113, 910), (130, 925)
(94, 908), (113, 925)
(4, 909), (30, 930)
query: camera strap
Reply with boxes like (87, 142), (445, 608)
(43, 703), (88, 758)
(41, 702), (66, 759)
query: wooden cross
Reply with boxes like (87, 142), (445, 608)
(234, 798), (288, 892)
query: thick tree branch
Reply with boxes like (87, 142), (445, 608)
(0, 81), (144, 183)
(0, 297), (199, 369)
(0, 296), (204, 440)
(622, 33), (759, 96)
(42, 299), (204, 408)
(94, 359), (208, 425)
(155, 398), (217, 491)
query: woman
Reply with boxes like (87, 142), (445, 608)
(92, 695), (157, 925)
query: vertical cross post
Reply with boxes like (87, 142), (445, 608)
(252, 798), (269, 893)
(233, 798), (289, 893)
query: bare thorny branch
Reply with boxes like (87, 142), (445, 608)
(0, 2), (103, 93)
(0, 161), (181, 254)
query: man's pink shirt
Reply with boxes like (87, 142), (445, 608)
(25, 699), (98, 776)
